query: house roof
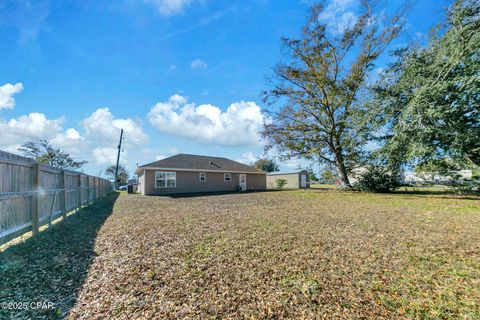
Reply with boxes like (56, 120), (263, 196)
(267, 170), (308, 176)
(137, 154), (266, 174)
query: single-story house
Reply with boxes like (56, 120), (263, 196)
(135, 154), (267, 195)
(266, 170), (310, 189)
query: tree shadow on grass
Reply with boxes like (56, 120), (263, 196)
(0, 192), (119, 319)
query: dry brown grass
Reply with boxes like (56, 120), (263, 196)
(1, 190), (479, 319)
(69, 190), (479, 319)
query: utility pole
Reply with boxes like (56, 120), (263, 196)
(114, 128), (124, 190)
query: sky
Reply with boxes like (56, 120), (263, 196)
(0, 0), (451, 178)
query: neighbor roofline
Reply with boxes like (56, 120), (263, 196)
(136, 167), (266, 174)
(267, 170), (307, 176)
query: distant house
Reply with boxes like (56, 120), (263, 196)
(266, 170), (310, 189)
(128, 178), (138, 185)
(135, 154), (267, 195)
(403, 170), (473, 184)
(348, 167), (368, 185)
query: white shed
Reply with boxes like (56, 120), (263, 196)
(267, 170), (310, 189)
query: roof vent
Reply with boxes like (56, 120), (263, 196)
(209, 160), (220, 168)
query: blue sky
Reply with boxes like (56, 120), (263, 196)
(0, 0), (450, 177)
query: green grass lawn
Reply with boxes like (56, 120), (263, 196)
(1, 190), (479, 319)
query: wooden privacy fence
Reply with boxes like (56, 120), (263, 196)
(0, 150), (113, 245)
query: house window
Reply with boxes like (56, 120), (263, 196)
(199, 172), (206, 182)
(155, 171), (176, 188)
(224, 173), (231, 181)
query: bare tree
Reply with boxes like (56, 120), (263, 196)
(262, 1), (407, 187)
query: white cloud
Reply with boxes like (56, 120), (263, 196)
(375, 67), (385, 75)
(190, 59), (208, 70)
(92, 147), (127, 165)
(0, 82), (86, 155)
(336, 11), (357, 34)
(82, 108), (148, 146)
(167, 65), (176, 72)
(0, 83), (23, 110)
(0, 101), (144, 175)
(144, 0), (195, 16)
(0, 144), (22, 154)
(148, 94), (265, 147)
(414, 31), (425, 40)
(0, 111), (87, 157)
(50, 128), (85, 155)
(0, 112), (64, 145)
(0, 84), (73, 151)
(366, 66), (386, 85)
(168, 146), (178, 154)
(139, 148), (167, 161)
(237, 152), (257, 165)
(65, 128), (81, 140)
(82, 108), (148, 167)
(0, 1), (50, 44)
(320, 0), (356, 18)
(284, 158), (303, 170)
(318, 0), (358, 34)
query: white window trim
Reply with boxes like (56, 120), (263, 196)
(199, 172), (206, 182)
(224, 172), (231, 181)
(155, 171), (176, 188)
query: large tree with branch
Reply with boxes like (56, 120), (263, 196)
(19, 140), (87, 170)
(369, 0), (480, 169)
(105, 164), (130, 186)
(105, 164), (129, 186)
(262, 1), (406, 187)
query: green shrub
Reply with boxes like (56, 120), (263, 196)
(354, 165), (401, 193)
(275, 178), (288, 189)
(450, 179), (480, 195)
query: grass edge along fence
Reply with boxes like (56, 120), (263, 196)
(0, 150), (113, 246)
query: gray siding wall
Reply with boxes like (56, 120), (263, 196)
(142, 170), (266, 195)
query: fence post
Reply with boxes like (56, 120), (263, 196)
(32, 164), (40, 235)
(61, 170), (67, 217)
(77, 174), (82, 212)
(86, 177), (90, 204)
(0, 149), (114, 245)
(93, 177), (97, 200)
